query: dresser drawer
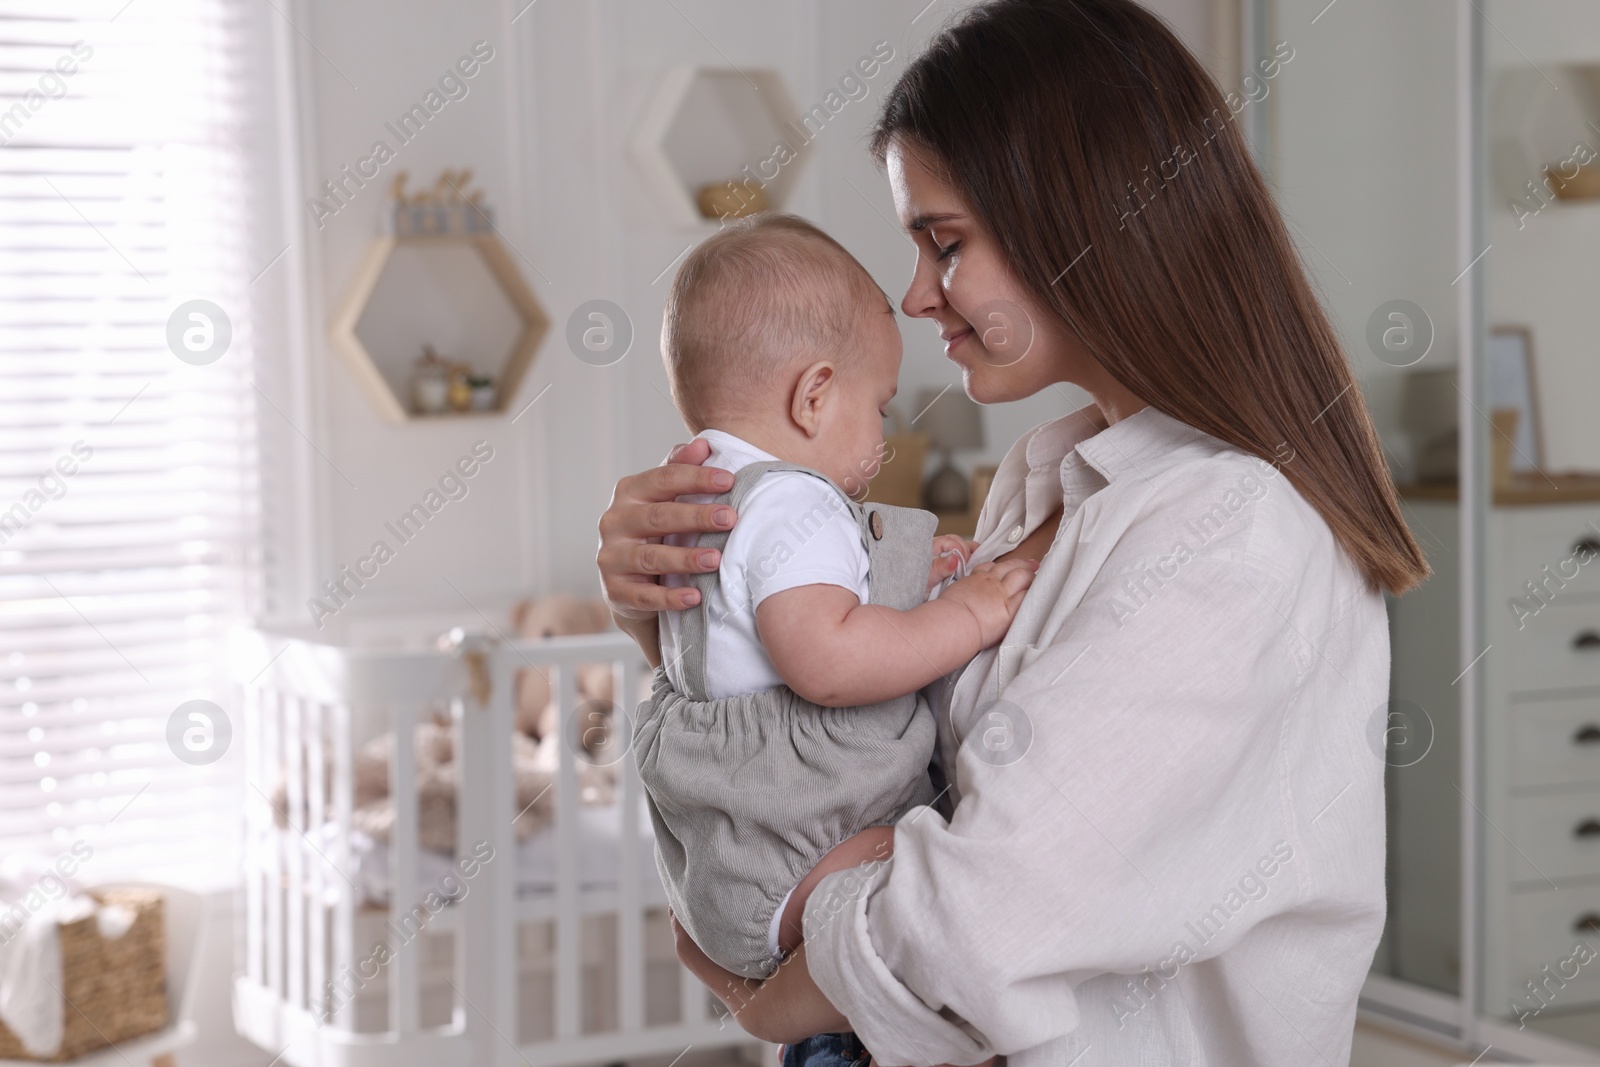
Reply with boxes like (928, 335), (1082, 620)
(1503, 603), (1600, 693)
(1512, 692), (1600, 787)
(1498, 508), (1600, 605)
(1510, 886), (1600, 1007)
(1512, 790), (1600, 884)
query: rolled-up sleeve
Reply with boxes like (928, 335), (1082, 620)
(802, 553), (1309, 1064)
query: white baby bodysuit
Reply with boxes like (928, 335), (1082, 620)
(660, 428), (871, 701)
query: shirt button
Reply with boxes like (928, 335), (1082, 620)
(1006, 525), (1023, 543)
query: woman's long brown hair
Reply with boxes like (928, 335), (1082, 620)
(870, 0), (1429, 596)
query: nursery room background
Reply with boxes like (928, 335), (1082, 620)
(5, 0), (1600, 1065)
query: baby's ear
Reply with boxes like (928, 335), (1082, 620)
(789, 359), (838, 437)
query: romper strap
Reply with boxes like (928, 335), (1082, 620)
(677, 459), (858, 701)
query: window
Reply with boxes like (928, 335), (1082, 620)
(0, 0), (264, 888)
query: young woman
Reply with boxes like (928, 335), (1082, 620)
(594, 1), (1429, 1062)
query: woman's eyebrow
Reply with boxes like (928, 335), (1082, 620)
(906, 212), (964, 232)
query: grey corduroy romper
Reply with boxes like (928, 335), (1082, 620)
(632, 459), (941, 980)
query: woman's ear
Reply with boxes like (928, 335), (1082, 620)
(789, 360), (836, 438)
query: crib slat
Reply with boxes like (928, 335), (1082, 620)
(390, 700), (420, 1036)
(264, 689), (284, 1000)
(556, 664), (582, 1041)
(487, 654), (519, 1060)
(285, 696), (306, 1011)
(244, 682), (264, 985)
(454, 658), (505, 1066)
(616, 656), (644, 1032)
(332, 698), (355, 1030)
(307, 700), (327, 1018)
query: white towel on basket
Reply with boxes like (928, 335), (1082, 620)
(0, 864), (137, 1057)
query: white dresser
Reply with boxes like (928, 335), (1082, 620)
(1390, 482), (1600, 1019)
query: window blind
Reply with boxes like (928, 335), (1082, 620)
(0, 0), (262, 888)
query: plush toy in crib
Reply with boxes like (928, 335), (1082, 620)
(269, 594), (634, 854)
(349, 715), (558, 851)
(511, 593), (616, 748)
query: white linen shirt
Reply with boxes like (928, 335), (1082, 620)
(800, 401), (1390, 1067)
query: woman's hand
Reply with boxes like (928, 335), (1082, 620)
(669, 910), (849, 1044)
(595, 439), (738, 666)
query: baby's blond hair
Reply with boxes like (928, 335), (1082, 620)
(662, 212), (888, 432)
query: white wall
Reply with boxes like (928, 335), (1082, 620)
(282, 0), (1216, 634)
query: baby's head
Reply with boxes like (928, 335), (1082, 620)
(662, 212), (901, 499)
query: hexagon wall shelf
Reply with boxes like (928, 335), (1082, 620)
(330, 233), (549, 422)
(630, 66), (814, 227)
(1491, 63), (1600, 204)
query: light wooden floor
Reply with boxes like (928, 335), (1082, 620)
(1351, 1020), (1477, 1067)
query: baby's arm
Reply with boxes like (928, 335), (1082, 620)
(755, 558), (1037, 708)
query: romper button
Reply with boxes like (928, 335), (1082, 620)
(1006, 525), (1023, 543)
(869, 511), (884, 540)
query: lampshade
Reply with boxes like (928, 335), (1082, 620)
(915, 387), (985, 451)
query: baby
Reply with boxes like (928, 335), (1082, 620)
(632, 212), (1036, 984)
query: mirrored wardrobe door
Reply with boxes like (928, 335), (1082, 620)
(1473, 0), (1600, 1050)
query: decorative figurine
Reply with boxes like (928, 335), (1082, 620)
(447, 362), (474, 412)
(411, 345), (450, 414)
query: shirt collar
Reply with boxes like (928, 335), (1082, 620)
(1027, 401), (1214, 491)
(696, 428), (779, 468)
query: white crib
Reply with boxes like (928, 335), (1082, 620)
(231, 623), (765, 1067)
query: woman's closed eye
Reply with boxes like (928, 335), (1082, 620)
(934, 240), (961, 261)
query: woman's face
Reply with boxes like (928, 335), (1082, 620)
(885, 137), (1103, 407)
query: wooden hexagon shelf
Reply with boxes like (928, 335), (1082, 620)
(1491, 63), (1600, 203)
(330, 233), (549, 422)
(630, 66), (814, 227)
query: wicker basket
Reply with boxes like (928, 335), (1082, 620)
(0, 888), (167, 1062)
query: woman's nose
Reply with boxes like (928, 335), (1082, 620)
(900, 248), (945, 320)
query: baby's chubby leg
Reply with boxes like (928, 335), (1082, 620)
(775, 824), (895, 957)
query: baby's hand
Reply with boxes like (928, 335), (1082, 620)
(939, 558), (1038, 647)
(928, 535), (979, 593)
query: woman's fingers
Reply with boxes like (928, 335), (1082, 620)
(607, 573), (700, 613)
(597, 540), (719, 616)
(596, 442), (743, 617)
(605, 470), (735, 537)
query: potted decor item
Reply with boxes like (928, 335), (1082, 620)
(469, 374), (496, 411)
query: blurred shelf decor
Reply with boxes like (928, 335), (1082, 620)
(861, 400), (927, 509)
(863, 396), (995, 537)
(916, 386), (985, 513)
(629, 66), (811, 226)
(1491, 62), (1600, 206)
(329, 169), (550, 422)
(1398, 324), (1561, 494)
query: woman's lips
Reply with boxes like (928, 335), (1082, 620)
(943, 327), (973, 355)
